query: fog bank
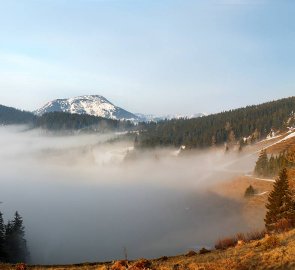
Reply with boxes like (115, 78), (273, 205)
(0, 126), (260, 264)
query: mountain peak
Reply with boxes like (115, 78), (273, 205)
(34, 95), (137, 120)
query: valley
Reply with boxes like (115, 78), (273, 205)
(0, 98), (295, 269)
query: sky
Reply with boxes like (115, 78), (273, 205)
(0, 0), (294, 115)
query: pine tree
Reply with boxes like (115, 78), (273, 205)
(5, 212), (29, 263)
(268, 155), (275, 176)
(0, 211), (6, 261)
(244, 185), (255, 197)
(5, 220), (14, 262)
(265, 168), (295, 232)
(254, 149), (268, 176)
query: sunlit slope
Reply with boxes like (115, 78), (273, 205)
(1, 228), (294, 270)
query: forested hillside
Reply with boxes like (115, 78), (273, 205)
(0, 105), (36, 125)
(36, 112), (134, 132)
(137, 97), (295, 149)
(0, 104), (134, 132)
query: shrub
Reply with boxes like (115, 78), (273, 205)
(215, 229), (266, 250)
(274, 218), (294, 233)
(215, 237), (237, 250)
(244, 185), (255, 197)
(236, 233), (246, 241)
(15, 264), (27, 270)
(129, 259), (151, 270)
(185, 250), (197, 257)
(111, 260), (128, 270)
(246, 229), (266, 241)
(199, 247), (211, 254)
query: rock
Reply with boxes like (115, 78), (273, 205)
(199, 247), (211, 254)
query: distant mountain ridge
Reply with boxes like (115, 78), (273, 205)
(35, 95), (138, 121)
(135, 113), (207, 122)
(35, 95), (206, 122)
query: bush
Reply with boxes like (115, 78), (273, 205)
(215, 237), (237, 250)
(129, 259), (151, 270)
(274, 218), (294, 233)
(215, 229), (266, 250)
(244, 185), (255, 197)
(236, 233), (246, 241)
(199, 247), (211, 254)
(111, 260), (128, 270)
(15, 264), (27, 270)
(246, 229), (266, 241)
(185, 250), (197, 257)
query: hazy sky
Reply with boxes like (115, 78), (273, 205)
(0, 0), (294, 115)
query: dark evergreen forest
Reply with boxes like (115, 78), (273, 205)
(0, 211), (29, 263)
(0, 105), (134, 132)
(0, 105), (36, 125)
(137, 97), (295, 149)
(36, 112), (134, 132)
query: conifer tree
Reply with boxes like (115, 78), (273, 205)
(268, 155), (275, 176)
(5, 220), (14, 262)
(0, 211), (6, 261)
(5, 212), (29, 263)
(254, 149), (268, 176)
(265, 168), (295, 232)
(244, 185), (255, 197)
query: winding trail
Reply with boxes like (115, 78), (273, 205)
(244, 174), (275, 183)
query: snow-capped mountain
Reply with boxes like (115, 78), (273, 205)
(135, 112), (207, 122)
(35, 95), (138, 121)
(35, 94), (207, 122)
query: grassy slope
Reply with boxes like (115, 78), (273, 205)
(1, 229), (294, 270)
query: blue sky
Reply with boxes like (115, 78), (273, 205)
(0, 0), (294, 115)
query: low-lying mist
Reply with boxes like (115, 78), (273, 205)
(0, 126), (260, 265)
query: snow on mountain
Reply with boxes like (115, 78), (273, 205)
(35, 94), (206, 122)
(34, 95), (138, 121)
(135, 113), (207, 122)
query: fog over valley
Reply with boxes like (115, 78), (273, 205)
(0, 126), (261, 265)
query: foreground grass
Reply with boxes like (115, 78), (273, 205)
(1, 229), (295, 270)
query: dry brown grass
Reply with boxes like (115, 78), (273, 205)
(266, 135), (295, 155)
(263, 234), (280, 249)
(215, 229), (266, 250)
(2, 229), (295, 270)
(211, 176), (273, 202)
(210, 175), (273, 229)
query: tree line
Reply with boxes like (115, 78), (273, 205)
(36, 112), (134, 132)
(0, 105), (36, 125)
(0, 211), (29, 263)
(137, 97), (295, 149)
(0, 104), (134, 132)
(254, 149), (295, 178)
